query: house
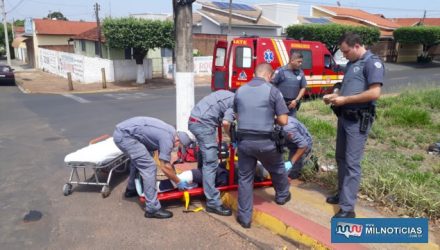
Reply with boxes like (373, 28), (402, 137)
(12, 26), (27, 62)
(22, 18), (96, 67)
(311, 5), (401, 61)
(389, 18), (440, 62)
(196, 1), (281, 37)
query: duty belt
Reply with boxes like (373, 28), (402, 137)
(189, 117), (200, 123)
(236, 131), (272, 141)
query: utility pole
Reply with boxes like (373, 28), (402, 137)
(421, 10), (426, 25)
(94, 2), (103, 58)
(1, 0), (11, 66)
(228, 0), (232, 35)
(173, 0), (195, 132)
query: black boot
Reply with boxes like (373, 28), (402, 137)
(144, 209), (173, 219)
(326, 194), (339, 204)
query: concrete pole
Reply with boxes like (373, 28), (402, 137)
(173, 0), (194, 132)
(101, 68), (107, 89)
(1, 0), (11, 66)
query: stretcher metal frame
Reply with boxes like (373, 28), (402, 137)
(63, 135), (130, 198)
(156, 126), (273, 201)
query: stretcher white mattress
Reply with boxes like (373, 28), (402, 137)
(64, 137), (125, 166)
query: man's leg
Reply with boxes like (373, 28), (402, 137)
(335, 118), (347, 194)
(189, 124), (221, 208)
(237, 140), (257, 224)
(339, 118), (369, 212)
(257, 140), (290, 202)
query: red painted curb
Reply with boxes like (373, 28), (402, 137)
(229, 191), (367, 250)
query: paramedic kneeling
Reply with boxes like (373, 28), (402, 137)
(113, 117), (193, 219)
(234, 63), (290, 228)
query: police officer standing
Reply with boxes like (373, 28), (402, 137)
(271, 52), (307, 117)
(323, 32), (383, 218)
(113, 117), (193, 219)
(234, 63), (290, 228)
(283, 116), (313, 179)
(188, 90), (234, 216)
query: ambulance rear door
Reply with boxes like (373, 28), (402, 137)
(230, 38), (254, 90)
(211, 40), (229, 91)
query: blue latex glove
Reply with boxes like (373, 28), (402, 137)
(232, 142), (237, 149)
(284, 161), (293, 172)
(176, 180), (193, 191)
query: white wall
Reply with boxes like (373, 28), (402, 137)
(39, 48), (115, 83)
(257, 3), (299, 33)
(113, 59), (153, 82)
(163, 56), (213, 79)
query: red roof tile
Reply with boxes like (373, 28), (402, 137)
(315, 5), (400, 29)
(390, 18), (440, 27)
(330, 17), (393, 37)
(72, 27), (105, 42)
(34, 19), (97, 35)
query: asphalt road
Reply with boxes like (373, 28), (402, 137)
(0, 85), (303, 249)
(0, 63), (439, 249)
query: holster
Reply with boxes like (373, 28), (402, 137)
(230, 122), (237, 144)
(271, 126), (286, 153)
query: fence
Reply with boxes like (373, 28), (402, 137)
(39, 48), (213, 83)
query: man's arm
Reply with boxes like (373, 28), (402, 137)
(328, 83), (381, 107)
(158, 160), (181, 184)
(276, 114), (288, 126)
(290, 147), (306, 164)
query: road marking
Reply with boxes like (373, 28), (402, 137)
(61, 94), (91, 103)
(104, 92), (150, 100)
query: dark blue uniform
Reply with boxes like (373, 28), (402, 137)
(113, 117), (176, 213)
(188, 90), (234, 208)
(336, 51), (384, 212)
(283, 116), (313, 176)
(271, 66), (307, 117)
(234, 77), (290, 225)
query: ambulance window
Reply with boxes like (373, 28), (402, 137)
(290, 49), (312, 70)
(215, 48), (226, 67)
(324, 54), (332, 69)
(236, 46), (252, 68)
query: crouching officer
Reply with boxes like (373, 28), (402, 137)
(323, 32), (383, 218)
(113, 117), (194, 219)
(234, 63), (290, 228)
(188, 90), (235, 216)
(271, 52), (307, 117)
(283, 116), (313, 179)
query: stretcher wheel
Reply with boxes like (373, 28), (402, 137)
(101, 186), (111, 198)
(63, 183), (72, 196)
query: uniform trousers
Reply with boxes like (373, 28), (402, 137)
(237, 139), (290, 224)
(113, 128), (161, 213)
(335, 116), (372, 211)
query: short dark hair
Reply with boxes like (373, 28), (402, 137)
(338, 32), (363, 47)
(255, 63), (273, 77)
(290, 52), (303, 60)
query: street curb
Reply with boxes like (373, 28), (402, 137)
(15, 80), (30, 94)
(222, 191), (366, 250)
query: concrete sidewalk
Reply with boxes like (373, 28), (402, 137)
(11, 61), (210, 94)
(174, 160), (439, 249)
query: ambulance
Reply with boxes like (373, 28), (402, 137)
(211, 37), (344, 95)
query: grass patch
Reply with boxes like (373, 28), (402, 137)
(297, 88), (440, 220)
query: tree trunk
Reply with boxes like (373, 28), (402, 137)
(174, 0), (194, 132)
(134, 48), (147, 84)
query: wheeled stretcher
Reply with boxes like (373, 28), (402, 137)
(63, 136), (129, 198)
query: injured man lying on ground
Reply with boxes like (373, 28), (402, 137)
(133, 160), (294, 196)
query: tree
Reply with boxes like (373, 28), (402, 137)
(47, 11), (68, 20)
(394, 26), (440, 62)
(286, 24), (380, 55)
(14, 19), (25, 26)
(103, 17), (174, 84)
(0, 24), (14, 57)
